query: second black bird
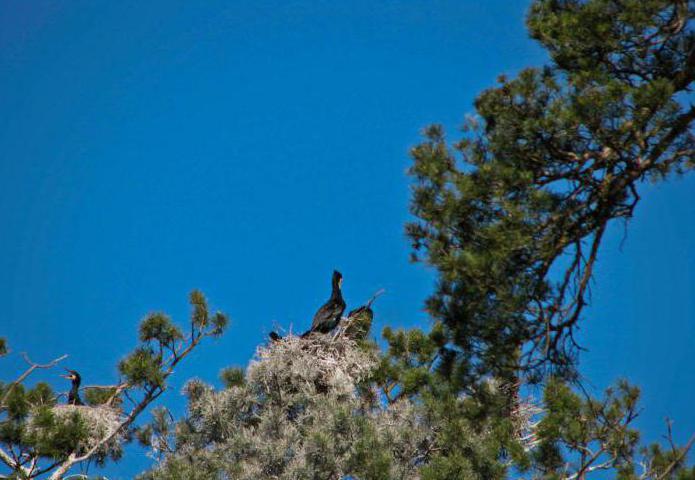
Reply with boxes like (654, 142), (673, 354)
(344, 289), (384, 340)
(303, 270), (346, 336)
(60, 369), (84, 406)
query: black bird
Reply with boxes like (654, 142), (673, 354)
(269, 331), (282, 342)
(303, 270), (346, 337)
(344, 289), (384, 340)
(60, 369), (83, 406)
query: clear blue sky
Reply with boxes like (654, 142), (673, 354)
(1, 1), (692, 478)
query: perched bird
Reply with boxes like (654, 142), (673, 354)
(344, 289), (384, 340)
(60, 369), (83, 406)
(269, 331), (282, 342)
(303, 270), (346, 337)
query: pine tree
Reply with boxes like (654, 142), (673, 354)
(0, 291), (228, 479)
(137, 332), (503, 480)
(138, 2), (694, 479)
(407, 0), (694, 385)
(8, 1), (694, 479)
(398, 0), (695, 477)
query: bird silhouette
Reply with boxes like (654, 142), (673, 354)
(269, 331), (282, 342)
(60, 369), (83, 406)
(344, 289), (384, 340)
(303, 270), (346, 337)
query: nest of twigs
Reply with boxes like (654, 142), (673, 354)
(27, 404), (124, 457)
(250, 332), (376, 398)
(492, 379), (543, 452)
(511, 400), (543, 452)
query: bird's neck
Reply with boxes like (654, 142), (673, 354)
(70, 379), (80, 397)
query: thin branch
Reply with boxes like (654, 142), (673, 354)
(47, 329), (212, 480)
(1, 353), (68, 407)
(654, 434), (695, 480)
(0, 447), (21, 473)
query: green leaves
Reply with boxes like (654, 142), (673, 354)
(3, 384), (29, 420)
(219, 367), (245, 389)
(23, 407), (88, 457)
(122, 290), (229, 390)
(531, 378), (645, 476)
(139, 334), (474, 480)
(84, 387), (120, 407)
(135, 406), (173, 450)
(407, 0), (695, 384)
(528, 0), (695, 89)
(26, 382), (55, 408)
(1, 291), (228, 478)
(396, 1), (695, 477)
(118, 347), (164, 388)
(139, 313), (183, 346)
(419, 393), (507, 480)
(189, 290), (208, 329)
(210, 311), (229, 337)
(346, 422), (392, 480)
(189, 290), (228, 337)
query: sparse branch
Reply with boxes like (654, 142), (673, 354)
(47, 318), (218, 480)
(652, 433), (695, 480)
(565, 456), (615, 480)
(0, 353), (68, 409)
(0, 447), (24, 475)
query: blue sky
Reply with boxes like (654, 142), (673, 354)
(0, 1), (693, 478)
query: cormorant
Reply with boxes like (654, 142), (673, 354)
(60, 369), (83, 406)
(269, 331), (282, 342)
(344, 289), (384, 340)
(302, 270), (346, 337)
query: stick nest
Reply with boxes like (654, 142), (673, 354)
(27, 404), (124, 457)
(249, 332), (376, 399)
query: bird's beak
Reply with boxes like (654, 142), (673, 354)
(59, 374), (70, 379)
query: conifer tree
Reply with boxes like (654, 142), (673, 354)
(138, 1), (694, 479)
(9, 1), (692, 479)
(0, 291), (228, 479)
(396, 0), (695, 477)
(138, 1), (693, 478)
(407, 0), (694, 384)
(137, 332), (502, 480)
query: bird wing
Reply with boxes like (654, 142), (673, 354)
(311, 300), (345, 331)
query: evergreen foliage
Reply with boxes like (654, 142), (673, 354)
(0, 291), (228, 479)
(137, 333), (496, 480)
(138, 329), (693, 479)
(407, 0), (694, 384)
(137, 2), (694, 478)
(3, 1), (694, 479)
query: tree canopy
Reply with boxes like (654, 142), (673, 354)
(0, 291), (228, 479)
(407, 0), (694, 384)
(1, 0), (693, 478)
(138, 3), (694, 478)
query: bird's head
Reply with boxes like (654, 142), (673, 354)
(60, 369), (81, 384)
(332, 270), (343, 289)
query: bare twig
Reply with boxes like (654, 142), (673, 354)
(47, 330), (212, 480)
(653, 433), (695, 480)
(1, 353), (68, 408)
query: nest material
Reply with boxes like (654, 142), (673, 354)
(28, 404), (124, 456)
(250, 332), (376, 398)
(512, 401), (543, 451)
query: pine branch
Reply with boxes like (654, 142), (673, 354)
(651, 433), (695, 480)
(0, 353), (68, 409)
(47, 326), (214, 480)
